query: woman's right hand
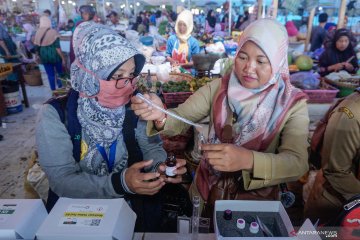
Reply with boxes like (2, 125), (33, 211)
(125, 160), (165, 195)
(331, 63), (344, 72)
(131, 93), (164, 121)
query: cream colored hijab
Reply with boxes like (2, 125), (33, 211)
(175, 10), (193, 42)
(34, 16), (60, 47)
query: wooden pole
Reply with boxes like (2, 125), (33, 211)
(337, 0), (347, 29)
(304, 8), (316, 52)
(229, 0), (232, 36)
(272, 0), (278, 19)
(257, 0), (263, 20)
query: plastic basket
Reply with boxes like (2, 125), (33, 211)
(162, 72), (194, 105)
(303, 81), (339, 103)
(139, 72), (194, 83)
(324, 77), (360, 97)
(162, 91), (193, 105)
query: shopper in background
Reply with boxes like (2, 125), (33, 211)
(166, 10), (200, 70)
(318, 28), (358, 77)
(69, 4), (96, 64)
(0, 13), (17, 59)
(132, 19), (309, 216)
(310, 12), (328, 52)
(22, 17), (35, 54)
(43, 9), (57, 29)
(234, 11), (249, 30)
(107, 11), (122, 33)
(205, 10), (216, 33)
(34, 16), (65, 91)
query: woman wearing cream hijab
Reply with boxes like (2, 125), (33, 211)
(133, 19), (309, 219)
(166, 10), (200, 69)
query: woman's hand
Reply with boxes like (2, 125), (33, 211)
(131, 93), (164, 121)
(125, 160), (165, 195)
(330, 63), (344, 72)
(157, 158), (187, 184)
(201, 144), (254, 172)
(343, 62), (354, 71)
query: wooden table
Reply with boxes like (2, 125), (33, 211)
(11, 63), (29, 108)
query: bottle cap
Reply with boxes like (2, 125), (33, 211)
(249, 221), (259, 234)
(236, 218), (245, 229)
(223, 209), (232, 220)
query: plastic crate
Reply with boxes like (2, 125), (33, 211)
(303, 82), (339, 103)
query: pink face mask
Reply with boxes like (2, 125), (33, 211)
(96, 80), (135, 108)
(75, 59), (136, 109)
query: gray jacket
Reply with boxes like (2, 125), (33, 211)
(36, 104), (166, 199)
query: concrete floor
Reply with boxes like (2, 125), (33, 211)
(0, 69), (52, 200)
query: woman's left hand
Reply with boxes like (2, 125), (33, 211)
(343, 62), (354, 71)
(157, 158), (187, 184)
(201, 144), (254, 172)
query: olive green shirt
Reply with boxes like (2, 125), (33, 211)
(148, 78), (310, 190)
(322, 92), (360, 200)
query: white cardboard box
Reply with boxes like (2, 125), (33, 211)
(36, 198), (136, 240)
(214, 200), (320, 240)
(0, 199), (47, 240)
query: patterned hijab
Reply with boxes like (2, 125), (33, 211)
(197, 19), (307, 201)
(70, 22), (144, 174)
(175, 10), (193, 42)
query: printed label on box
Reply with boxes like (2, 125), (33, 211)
(0, 204), (17, 223)
(59, 204), (107, 227)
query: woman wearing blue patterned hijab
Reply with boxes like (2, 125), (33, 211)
(36, 22), (187, 217)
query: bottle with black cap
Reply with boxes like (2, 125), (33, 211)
(165, 152), (177, 178)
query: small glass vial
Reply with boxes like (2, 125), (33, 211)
(165, 153), (177, 178)
(223, 209), (232, 220)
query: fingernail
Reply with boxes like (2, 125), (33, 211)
(156, 172), (160, 177)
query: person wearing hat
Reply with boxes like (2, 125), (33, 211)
(36, 21), (187, 228)
(166, 9), (200, 70)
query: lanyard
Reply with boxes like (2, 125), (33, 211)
(96, 141), (117, 173)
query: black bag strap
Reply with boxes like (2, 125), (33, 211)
(39, 28), (51, 46)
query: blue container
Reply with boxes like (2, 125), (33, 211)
(225, 46), (238, 56)
(140, 36), (154, 46)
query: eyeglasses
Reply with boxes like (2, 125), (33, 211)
(112, 75), (139, 89)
